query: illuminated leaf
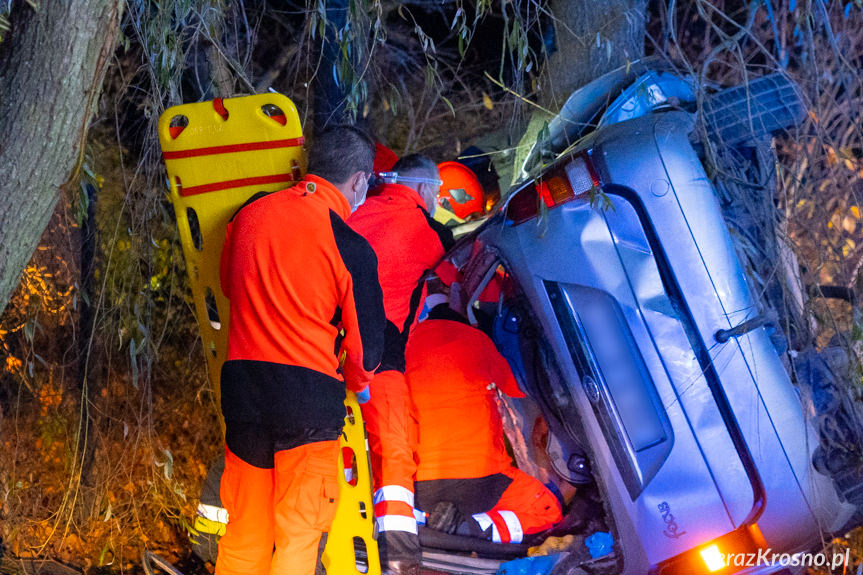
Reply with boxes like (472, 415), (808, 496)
(482, 92), (493, 110)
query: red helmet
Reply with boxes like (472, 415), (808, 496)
(437, 162), (484, 220)
(373, 142), (399, 174)
(369, 143), (399, 197)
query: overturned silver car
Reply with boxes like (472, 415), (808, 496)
(431, 62), (863, 575)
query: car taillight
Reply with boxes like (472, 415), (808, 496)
(654, 525), (767, 575)
(566, 155), (600, 196)
(700, 545), (726, 572)
(506, 152), (600, 225)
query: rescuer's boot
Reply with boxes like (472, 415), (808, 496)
(378, 531), (421, 575)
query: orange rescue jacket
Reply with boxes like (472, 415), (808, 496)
(219, 175), (385, 431)
(348, 184), (453, 371)
(405, 319), (524, 481)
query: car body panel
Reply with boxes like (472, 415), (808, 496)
(594, 112), (854, 543)
(501, 201), (747, 564)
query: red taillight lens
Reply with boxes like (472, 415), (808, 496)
(506, 181), (541, 224)
(654, 525), (767, 575)
(506, 152), (600, 225)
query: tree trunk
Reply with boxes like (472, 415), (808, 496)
(314, 0), (347, 131)
(505, 0), (648, 186)
(541, 0), (648, 109)
(0, 0), (124, 316)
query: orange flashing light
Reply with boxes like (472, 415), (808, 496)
(655, 524), (768, 575)
(537, 175), (574, 208)
(700, 545), (725, 572)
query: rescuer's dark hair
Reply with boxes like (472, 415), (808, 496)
(307, 125), (375, 184)
(393, 153), (438, 179)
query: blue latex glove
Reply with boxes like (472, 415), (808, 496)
(585, 531), (614, 558)
(496, 554), (562, 575)
(356, 387), (371, 404)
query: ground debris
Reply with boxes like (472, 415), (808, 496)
(0, 557), (81, 575)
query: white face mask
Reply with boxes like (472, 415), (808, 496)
(420, 181), (439, 216)
(351, 191), (367, 211)
(350, 174), (369, 212)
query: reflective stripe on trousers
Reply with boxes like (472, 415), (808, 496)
(198, 502), (229, 524)
(374, 485), (414, 507)
(376, 514), (418, 535)
(374, 484), (418, 534)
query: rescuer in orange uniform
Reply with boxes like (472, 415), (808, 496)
(347, 154), (454, 574)
(216, 126), (385, 575)
(406, 305), (563, 545)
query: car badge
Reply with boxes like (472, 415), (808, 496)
(305, 181), (317, 194)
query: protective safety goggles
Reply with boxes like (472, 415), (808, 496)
(376, 171), (443, 187)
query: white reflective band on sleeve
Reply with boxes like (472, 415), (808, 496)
(197, 503), (229, 524)
(376, 515), (418, 534)
(373, 485), (415, 507)
(498, 510), (524, 543)
(414, 508), (427, 525)
(472, 512), (493, 531)
(472, 512), (504, 543)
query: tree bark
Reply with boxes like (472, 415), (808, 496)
(0, 0), (124, 316)
(541, 0), (648, 109)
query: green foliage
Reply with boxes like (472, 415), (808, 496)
(0, 14), (9, 43)
(128, 0), (218, 106)
(300, 0), (548, 125)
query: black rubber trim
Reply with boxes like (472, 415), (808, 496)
(418, 527), (528, 559)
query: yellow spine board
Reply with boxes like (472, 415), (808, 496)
(157, 94), (379, 575)
(327, 396), (381, 574)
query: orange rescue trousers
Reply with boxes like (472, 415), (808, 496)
(216, 440), (340, 575)
(416, 467), (562, 544)
(479, 467), (563, 543)
(362, 369), (419, 534)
